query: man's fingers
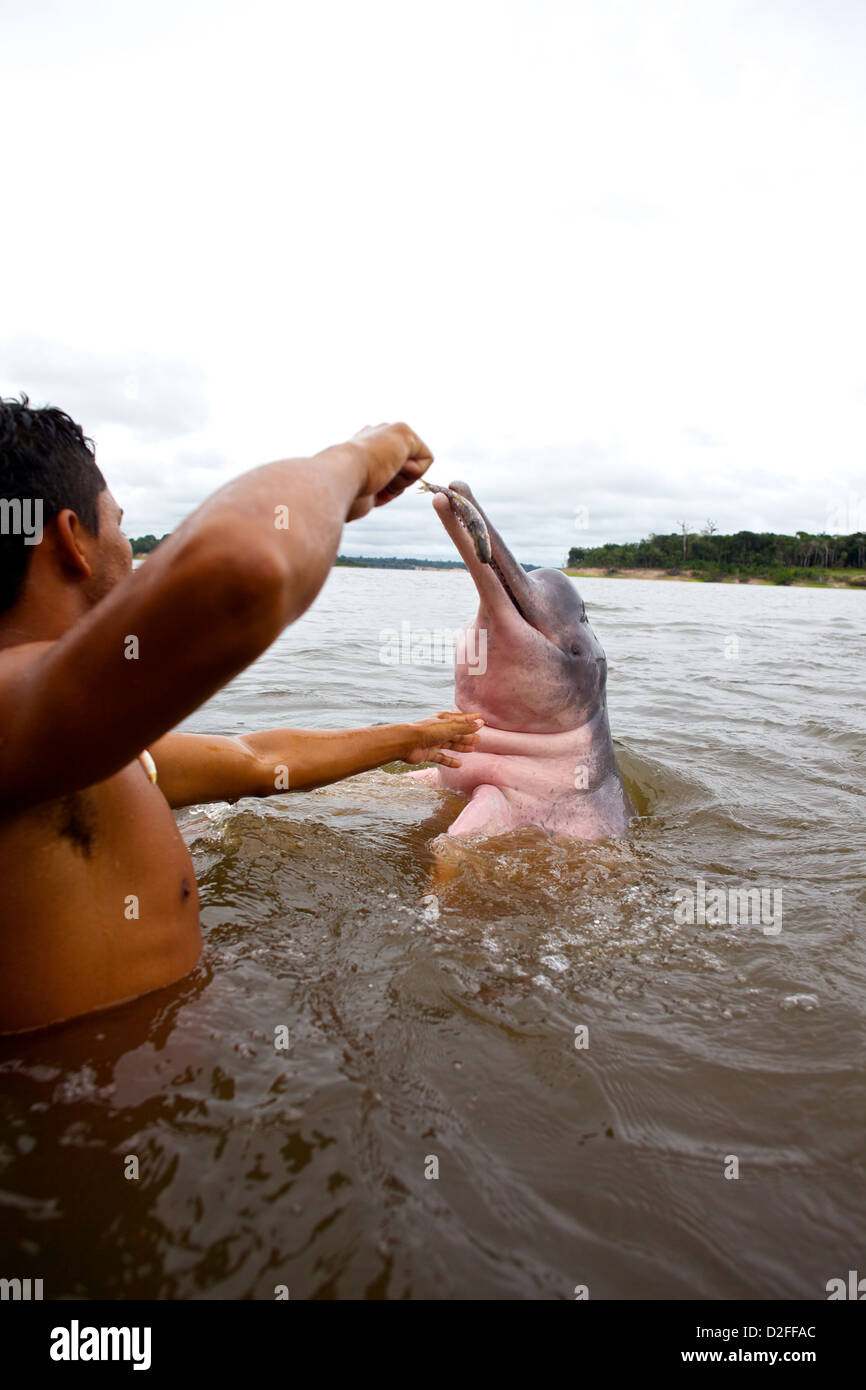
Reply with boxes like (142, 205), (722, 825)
(430, 714), (484, 744)
(407, 714), (483, 764)
(374, 457), (431, 507)
(430, 750), (461, 767)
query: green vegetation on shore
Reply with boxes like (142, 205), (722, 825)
(567, 528), (866, 588)
(334, 554), (466, 569)
(129, 533), (168, 556)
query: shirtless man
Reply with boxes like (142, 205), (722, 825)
(0, 398), (482, 1035)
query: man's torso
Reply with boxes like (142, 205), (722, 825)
(0, 645), (202, 1034)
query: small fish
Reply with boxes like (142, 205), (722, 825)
(420, 481), (492, 564)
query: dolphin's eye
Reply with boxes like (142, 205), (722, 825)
(571, 642), (580, 655)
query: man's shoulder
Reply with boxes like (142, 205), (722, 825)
(0, 639), (54, 680)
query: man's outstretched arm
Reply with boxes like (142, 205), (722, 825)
(0, 423), (433, 813)
(150, 711), (484, 808)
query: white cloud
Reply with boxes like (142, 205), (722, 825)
(1, 338), (210, 440)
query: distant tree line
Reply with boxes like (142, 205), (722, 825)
(129, 533), (169, 556)
(335, 556), (540, 570)
(335, 554), (467, 569)
(567, 526), (866, 585)
(128, 538), (468, 569)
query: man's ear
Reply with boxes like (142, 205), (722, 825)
(52, 509), (93, 580)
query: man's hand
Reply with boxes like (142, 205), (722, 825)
(402, 711), (484, 769)
(345, 421), (433, 521)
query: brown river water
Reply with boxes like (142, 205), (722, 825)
(1, 571), (864, 1299)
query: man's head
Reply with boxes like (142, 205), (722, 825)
(0, 394), (131, 618)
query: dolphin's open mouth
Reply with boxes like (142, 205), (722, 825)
(488, 553), (530, 622)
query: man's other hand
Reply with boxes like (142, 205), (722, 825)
(403, 711), (484, 768)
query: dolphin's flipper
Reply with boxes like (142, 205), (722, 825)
(403, 767), (443, 787)
(447, 784), (515, 837)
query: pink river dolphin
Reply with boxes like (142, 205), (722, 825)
(409, 482), (635, 840)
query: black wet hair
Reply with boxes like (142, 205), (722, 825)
(0, 393), (106, 612)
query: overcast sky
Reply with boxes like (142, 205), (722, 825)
(2, 0), (865, 564)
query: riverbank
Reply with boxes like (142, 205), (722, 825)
(564, 567), (866, 589)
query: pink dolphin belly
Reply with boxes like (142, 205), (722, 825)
(409, 725), (634, 840)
